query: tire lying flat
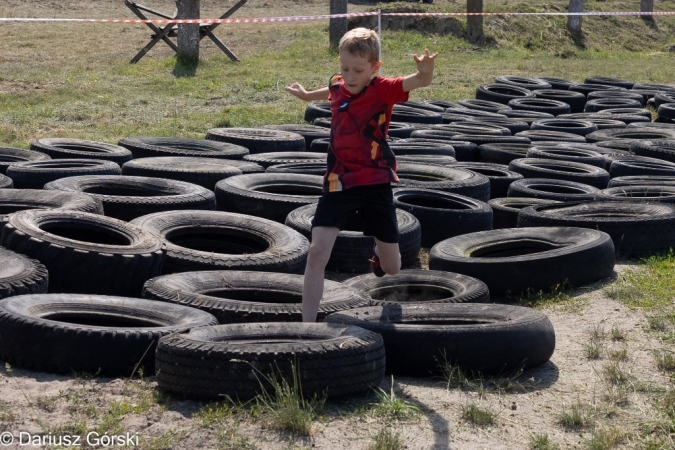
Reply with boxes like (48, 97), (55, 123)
(118, 136), (248, 159)
(44, 175), (216, 222)
(143, 271), (369, 323)
(324, 303), (555, 376)
(29, 138), (132, 164)
(0, 294), (217, 376)
(0, 189), (103, 222)
(343, 269), (489, 305)
(488, 197), (562, 229)
(131, 210), (309, 274)
(121, 157), (244, 190)
(155, 322), (385, 399)
(429, 227), (615, 296)
(0, 248), (48, 300)
(517, 202), (675, 257)
(1, 210), (166, 296)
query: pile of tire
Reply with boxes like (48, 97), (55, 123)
(5, 73), (675, 399)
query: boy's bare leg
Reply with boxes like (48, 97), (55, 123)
(302, 226), (341, 323)
(374, 238), (401, 275)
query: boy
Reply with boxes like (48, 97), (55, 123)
(285, 27), (438, 323)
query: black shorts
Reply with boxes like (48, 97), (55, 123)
(311, 183), (399, 244)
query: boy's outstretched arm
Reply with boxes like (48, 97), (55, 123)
(285, 83), (330, 102)
(402, 49), (439, 92)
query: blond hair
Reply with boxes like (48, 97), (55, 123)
(338, 27), (380, 63)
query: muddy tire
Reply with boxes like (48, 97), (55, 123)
(0, 189), (103, 223)
(396, 164), (491, 201)
(488, 197), (562, 229)
(205, 128), (306, 154)
(508, 158), (610, 188)
(6, 159), (121, 189)
(118, 136), (248, 159)
(0, 147), (51, 175)
(121, 157), (244, 190)
(507, 178), (599, 202)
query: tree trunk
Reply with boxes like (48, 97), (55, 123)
(466, 0), (483, 44)
(329, 0), (348, 50)
(640, 0), (654, 19)
(567, 0), (583, 34)
(176, 0), (200, 62)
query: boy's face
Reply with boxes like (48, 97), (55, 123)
(339, 51), (382, 95)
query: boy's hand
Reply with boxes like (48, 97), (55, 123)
(413, 49), (439, 76)
(285, 82), (308, 101)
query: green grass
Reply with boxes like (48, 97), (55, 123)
(370, 376), (421, 420)
(367, 427), (404, 450)
(606, 251), (675, 309)
(557, 403), (594, 430)
(585, 427), (625, 450)
(461, 403), (497, 427)
(529, 433), (560, 450)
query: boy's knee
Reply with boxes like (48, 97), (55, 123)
(381, 254), (401, 275)
(307, 243), (331, 266)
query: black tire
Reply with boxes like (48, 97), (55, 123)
(29, 138), (132, 164)
(557, 113), (628, 130)
(585, 76), (634, 90)
(599, 107), (652, 118)
(530, 119), (598, 136)
(600, 114), (651, 125)
(488, 197), (562, 229)
(143, 271), (369, 323)
(392, 188), (493, 247)
(494, 75), (552, 91)
(397, 154), (457, 166)
(497, 109), (554, 124)
(155, 322), (385, 399)
(515, 130), (587, 143)
(608, 175), (675, 188)
(569, 83), (625, 98)
(391, 105), (443, 124)
(285, 203), (421, 273)
(432, 123), (510, 136)
(527, 146), (606, 168)
(586, 128), (675, 143)
(594, 185), (675, 204)
(630, 140), (675, 163)
(609, 157), (675, 178)
(449, 134), (531, 150)
(0, 248), (49, 299)
(587, 91), (645, 107)
(0, 209), (166, 296)
(517, 202), (675, 257)
(507, 98), (571, 116)
(429, 227), (615, 295)
(262, 124), (331, 151)
(0, 147), (51, 175)
(595, 138), (648, 152)
(453, 162), (524, 199)
(0, 294), (217, 376)
(476, 83), (536, 105)
(508, 158), (610, 188)
(0, 189), (104, 222)
(311, 118), (331, 129)
(131, 210), (309, 274)
(304, 102), (332, 122)
(387, 122), (417, 139)
(534, 89), (587, 113)
(266, 162), (327, 175)
(400, 100), (445, 113)
(536, 77), (575, 90)
(325, 303), (555, 376)
(471, 118), (530, 135)
(118, 136), (248, 159)
(585, 98), (643, 112)
(444, 106), (508, 119)
(215, 173), (323, 223)
(205, 128), (306, 154)
(389, 141), (457, 158)
(44, 175), (216, 222)
(507, 178), (600, 201)
(121, 157), (244, 190)
(478, 143), (532, 164)
(654, 92), (675, 108)
(396, 163), (491, 201)
(457, 99), (509, 114)
(0, 174), (12, 189)
(243, 151), (326, 169)
(5, 159), (121, 190)
(344, 269), (489, 305)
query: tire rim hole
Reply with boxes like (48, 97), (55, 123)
(254, 185), (323, 196)
(369, 285), (455, 302)
(83, 186), (174, 197)
(203, 288), (301, 304)
(42, 313), (163, 327)
(469, 240), (564, 257)
(397, 196), (474, 210)
(166, 230), (270, 254)
(41, 224), (131, 246)
(527, 185), (588, 194)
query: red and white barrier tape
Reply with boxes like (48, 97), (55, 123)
(0, 10), (674, 24)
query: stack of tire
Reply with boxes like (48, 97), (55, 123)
(7, 73), (675, 399)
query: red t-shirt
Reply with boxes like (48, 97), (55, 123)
(324, 74), (409, 192)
